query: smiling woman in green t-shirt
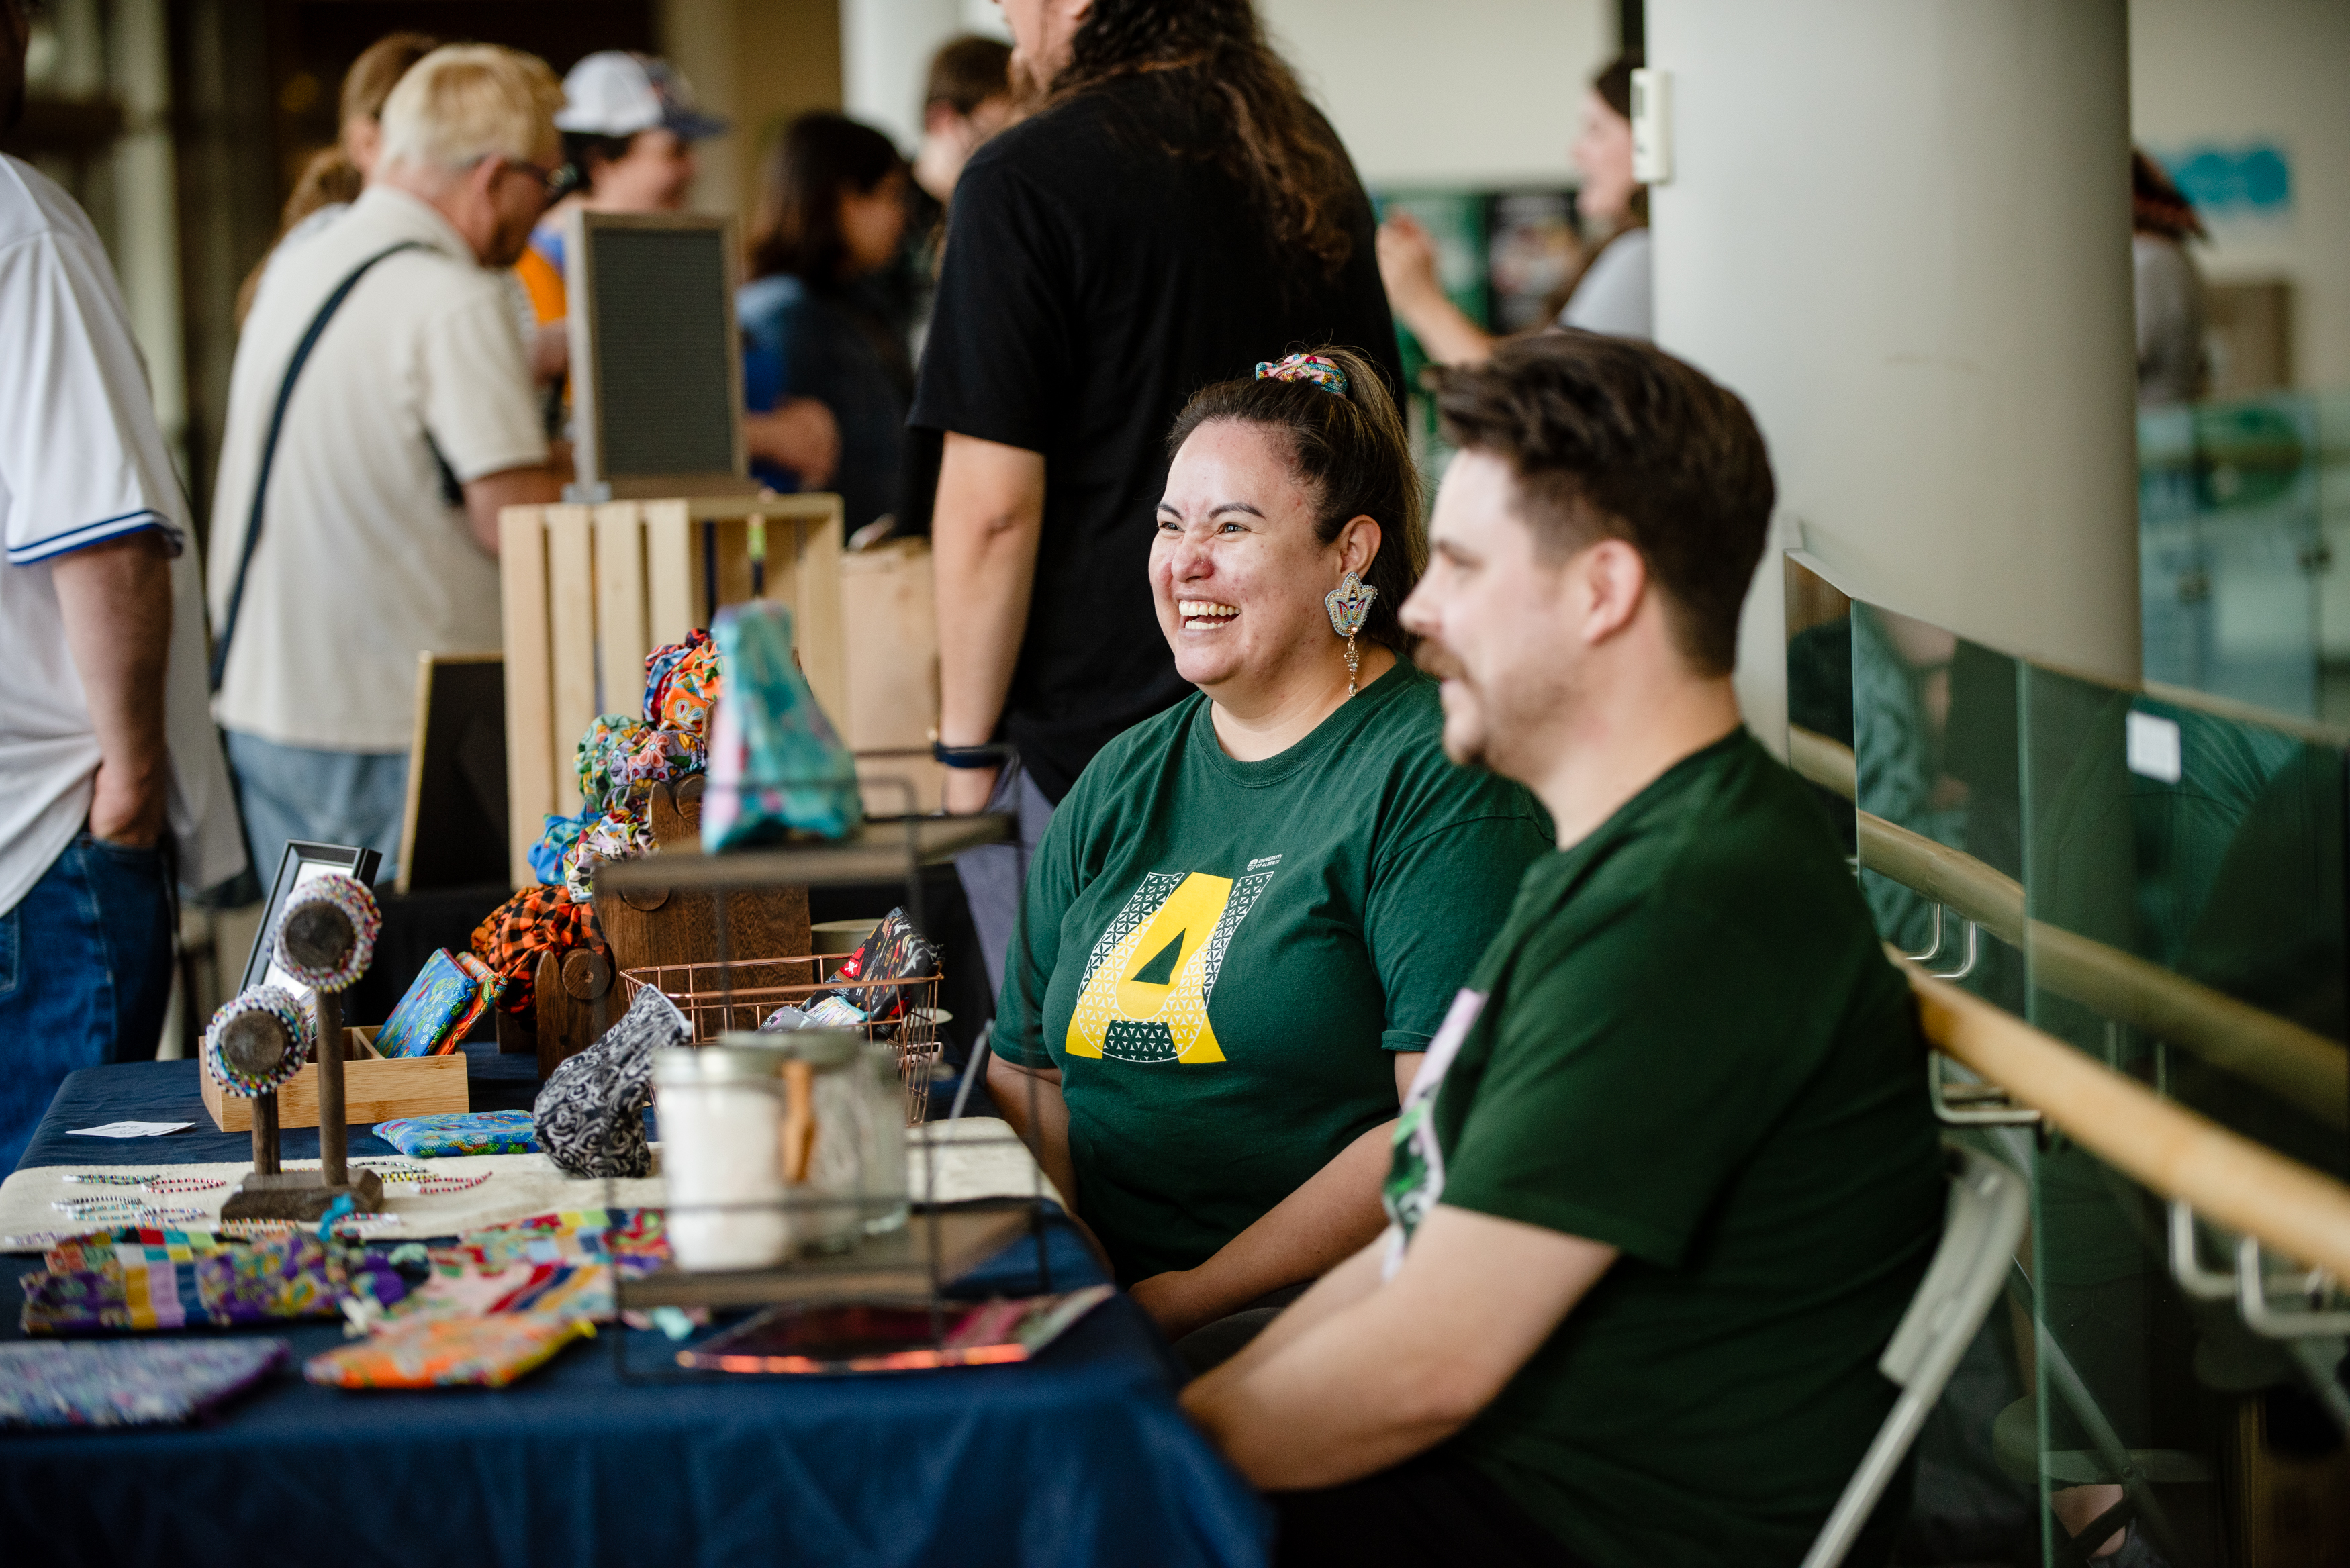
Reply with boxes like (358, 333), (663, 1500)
(989, 346), (1550, 1363)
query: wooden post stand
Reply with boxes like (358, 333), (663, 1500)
(221, 901), (385, 1222)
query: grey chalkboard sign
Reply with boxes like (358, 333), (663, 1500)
(566, 210), (755, 500)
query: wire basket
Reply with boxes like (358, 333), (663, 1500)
(618, 956), (943, 1124)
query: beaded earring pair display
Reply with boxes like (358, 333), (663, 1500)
(1325, 571), (1376, 696)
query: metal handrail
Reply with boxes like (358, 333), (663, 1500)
(1908, 961), (2350, 1285)
(1793, 726), (2349, 1130)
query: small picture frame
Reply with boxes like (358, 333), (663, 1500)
(239, 840), (383, 1001)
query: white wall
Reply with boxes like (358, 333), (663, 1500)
(1261, 0), (1614, 189)
(2130, 0), (2350, 389)
(1650, 0), (2145, 749)
(839, 0), (1009, 154)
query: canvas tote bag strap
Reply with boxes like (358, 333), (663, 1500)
(209, 241), (429, 692)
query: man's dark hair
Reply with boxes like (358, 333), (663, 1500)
(745, 112), (904, 287)
(1042, 0), (1359, 282)
(1432, 332), (1775, 675)
(1167, 345), (1425, 652)
(925, 35), (1010, 117)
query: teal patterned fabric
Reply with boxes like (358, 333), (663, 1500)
(702, 602), (861, 849)
(372, 1110), (540, 1158)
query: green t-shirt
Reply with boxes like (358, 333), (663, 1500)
(998, 660), (1551, 1284)
(1384, 729), (1944, 1568)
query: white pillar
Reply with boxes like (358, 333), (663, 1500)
(840, 0), (963, 153)
(1648, 0), (2143, 751)
(107, 0), (185, 469)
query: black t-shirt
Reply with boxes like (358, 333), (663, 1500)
(909, 74), (1403, 801)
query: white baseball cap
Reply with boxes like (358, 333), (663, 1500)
(555, 52), (730, 141)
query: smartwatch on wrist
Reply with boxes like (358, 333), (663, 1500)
(929, 732), (1000, 770)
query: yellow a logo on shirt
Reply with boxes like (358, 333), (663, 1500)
(1066, 867), (1275, 1065)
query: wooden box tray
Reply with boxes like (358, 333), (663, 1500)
(199, 1026), (470, 1133)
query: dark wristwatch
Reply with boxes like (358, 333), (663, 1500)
(930, 736), (1000, 770)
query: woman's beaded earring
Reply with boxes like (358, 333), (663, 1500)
(1324, 571), (1376, 696)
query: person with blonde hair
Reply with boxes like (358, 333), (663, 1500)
(235, 31), (440, 324)
(208, 43), (567, 883)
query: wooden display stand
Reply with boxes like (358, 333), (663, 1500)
(199, 1026), (469, 1133)
(498, 492), (847, 888)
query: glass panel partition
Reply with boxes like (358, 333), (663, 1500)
(1785, 552), (2350, 1566)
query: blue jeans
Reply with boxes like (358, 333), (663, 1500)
(224, 730), (408, 887)
(0, 832), (175, 1173)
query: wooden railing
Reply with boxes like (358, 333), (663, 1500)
(1793, 726), (2349, 1130)
(1911, 963), (2350, 1283)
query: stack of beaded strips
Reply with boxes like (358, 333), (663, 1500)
(272, 871), (381, 991)
(203, 984), (313, 1097)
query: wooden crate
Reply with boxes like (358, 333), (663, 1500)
(199, 1028), (469, 1132)
(498, 493), (846, 887)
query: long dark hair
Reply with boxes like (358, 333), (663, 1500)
(1166, 346), (1425, 652)
(747, 112), (905, 285)
(1041, 0), (1358, 281)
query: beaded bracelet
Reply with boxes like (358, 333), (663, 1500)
(397, 1173), (491, 1195)
(142, 1175), (228, 1196)
(62, 1172), (156, 1187)
(272, 873), (381, 991)
(204, 985), (313, 1096)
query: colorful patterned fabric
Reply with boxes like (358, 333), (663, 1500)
(471, 885), (605, 1015)
(304, 1313), (592, 1389)
(528, 810), (592, 887)
(702, 602), (861, 849)
(372, 1109), (540, 1158)
(523, 631), (723, 890)
(373, 950), (503, 1058)
(815, 906), (937, 1026)
(271, 872), (380, 991)
(0, 1338), (290, 1428)
(533, 986), (686, 1178)
(1255, 352), (1350, 396)
(644, 627), (722, 735)
(19, 1228), (412, 1336)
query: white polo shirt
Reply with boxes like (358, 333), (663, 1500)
(207, 185), (545, 752)
(0, 156), (247, 918)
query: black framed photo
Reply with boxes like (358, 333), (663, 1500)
(238, 840), (383, 999)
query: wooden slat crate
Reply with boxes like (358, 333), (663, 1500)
(498, 493), (846, 887)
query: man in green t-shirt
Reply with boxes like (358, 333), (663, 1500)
(1183, 333), (1946, 1568)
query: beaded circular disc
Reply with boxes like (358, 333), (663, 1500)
(271, 873), (381, 991)
(205, 985), (312, 1097)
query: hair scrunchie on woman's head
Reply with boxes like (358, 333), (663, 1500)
(1256, 352), (1349, 397)
(205, 985), (314, 1097)
(272, 873), (381, 992)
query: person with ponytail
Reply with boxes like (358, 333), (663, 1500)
(986, 348), (1549, 1371)
(912, 0), (1403, 991)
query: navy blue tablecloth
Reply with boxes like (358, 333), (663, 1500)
(0, 1061), (1270, 1568)
(11, 1042), (543, 1173)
